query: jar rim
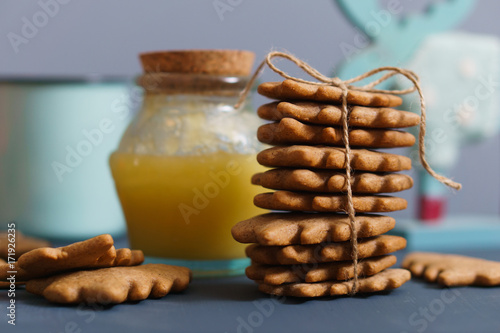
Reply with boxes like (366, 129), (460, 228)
(136, 72), (250, 95)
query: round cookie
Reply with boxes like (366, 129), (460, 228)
(246, 255), (397, 284)
(257, 118), (415, 148)
(245, 235), (407, 265)
(258, 101), (420, 128)
(232, 212), (395, 245)
(254, 191), (407, 213)
(258, 80), (402, 107)
(0, 234), (144, 281)
(257, 269), (411, 297)
(403, 252), (500, 287)
(26, 264), (192, 304)
(257, 146), (412, 172)
(252, 169), (413, 193)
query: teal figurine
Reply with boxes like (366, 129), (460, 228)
(397, 32), (500, 221)
(334, 0), (500, 222)
(335, 0), (475, 87)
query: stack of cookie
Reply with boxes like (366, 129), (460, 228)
(232, 79), (418, 297)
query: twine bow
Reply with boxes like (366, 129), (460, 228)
(238, 51), (462, 294)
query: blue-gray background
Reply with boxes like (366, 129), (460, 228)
(0, 0), (499, 219)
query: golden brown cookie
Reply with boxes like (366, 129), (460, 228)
(26, 264), (192, 304)
(246, 235), (406, 265)
(0, 231), (51, 260)
(258, 80), (402, 107)
(257, 118), (415, 148)
(246, 255), (397, 285)
(403, 252), (500, 287)
(257, 268), (411, 297)
(254, 191), (407, 213)
(257, 101), (420, 128)
(231, 213), (395, 245)
(0, 234), (144, 281)
(252, 169), (413, 193)
(257, 146), (411, 172)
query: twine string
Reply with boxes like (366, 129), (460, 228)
(238, 51), (462, 294)
(337, 79), (359, 293)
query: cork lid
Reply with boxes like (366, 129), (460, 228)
(139, 49), (255, 76)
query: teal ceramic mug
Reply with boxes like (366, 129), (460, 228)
(0, 76), (137, 240)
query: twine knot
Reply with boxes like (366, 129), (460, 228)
(238, 51), (462, 295)
(329, 77), (345, 87)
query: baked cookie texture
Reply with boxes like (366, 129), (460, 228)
(258, 269), (411, 297)
(257, 146), (412, 171)
(0, 234), (144, 281)
(245, 236), (406, 265)
(232, 78), (417, 297)
(258, 80), (403, 107)
(257, 101), (420, 128)
(232, 213), (395, 245)
(246, 255), (397, 284)
(252, 169), (413, 193)
(26, 264), (191, 304)
(0, 234), (192, 304)
(257, 118), (415, 147)
(403, 252), (500, 287)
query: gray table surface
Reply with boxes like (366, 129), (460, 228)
(2, 238), (500, 333)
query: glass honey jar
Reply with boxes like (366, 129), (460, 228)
(109, 50), (266, 277)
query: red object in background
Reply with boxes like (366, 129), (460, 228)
(419, 196), (446, 223)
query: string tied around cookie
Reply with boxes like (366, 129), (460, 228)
(236, 51), (462, 294)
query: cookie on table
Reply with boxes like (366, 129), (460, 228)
(246, 255), (397, 284)
(26, 264), (191, 304)
(257, 118), (415, 147)
(257, 101), (420, 128)
(254, 191), (407, 213)
(257, 146), (411, 172)
(252, 169), (413, 193)
(258, 268), (411, 297)
(403, 252), (500, 287)
(258, 80), (402, 107)
(0, 234), (144, 281)
(246, 235), (406, 265)
(232, 212), (395, 245)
